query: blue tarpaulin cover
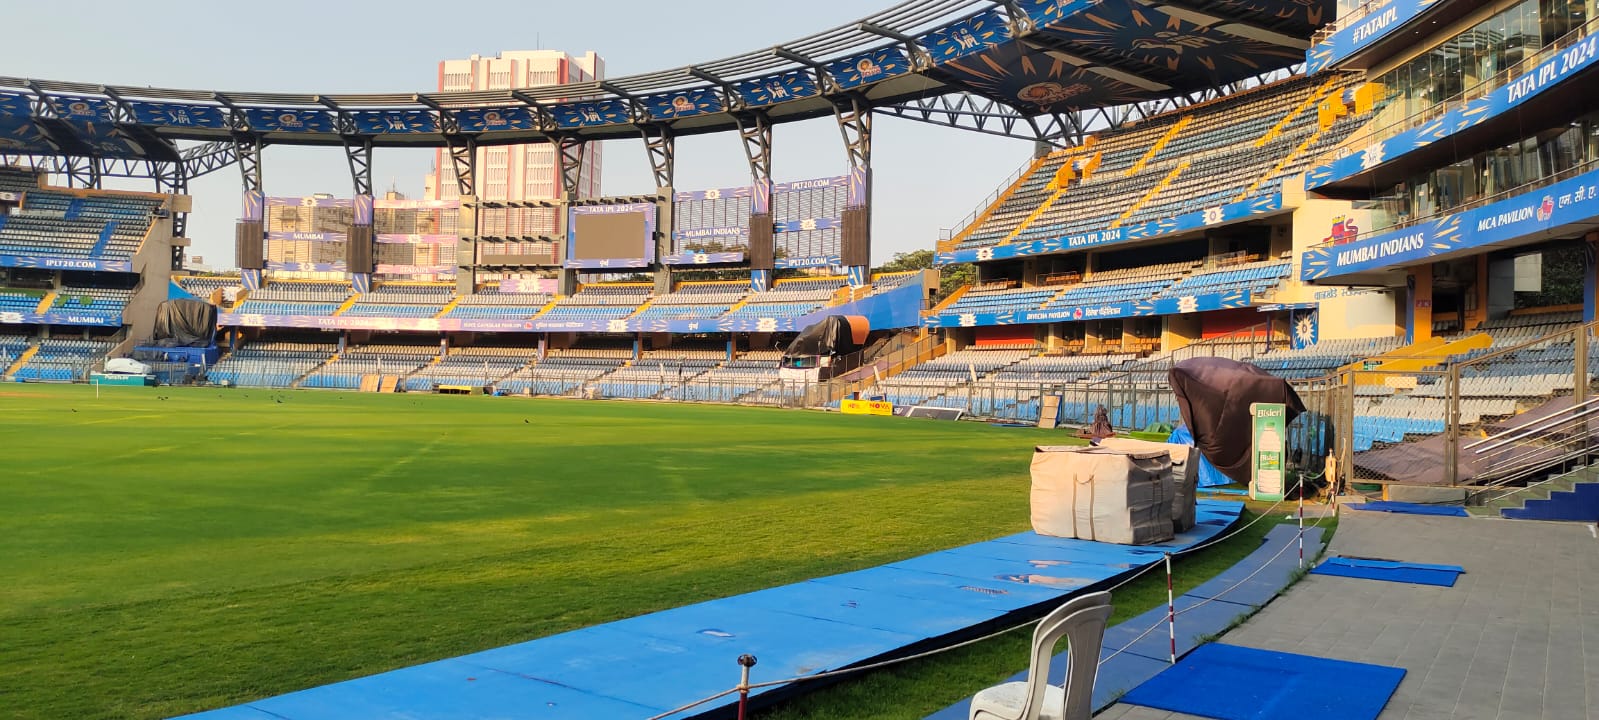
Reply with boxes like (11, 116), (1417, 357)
(1168, 425), (1231, 488)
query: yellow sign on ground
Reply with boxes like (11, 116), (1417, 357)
(841, 399), (893, 416)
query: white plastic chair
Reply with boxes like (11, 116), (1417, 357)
(969, 591), (1113, 720)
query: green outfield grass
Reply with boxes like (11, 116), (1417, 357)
(0, 383), (1081, 719)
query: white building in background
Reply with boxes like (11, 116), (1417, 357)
(425, 50), (603, 237)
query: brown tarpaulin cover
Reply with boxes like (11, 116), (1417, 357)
(1168, 357), (1305, 484)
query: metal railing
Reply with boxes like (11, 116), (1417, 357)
(1324, 319), (1597, 488)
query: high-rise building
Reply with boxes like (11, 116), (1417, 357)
(425, 50), (603, 239)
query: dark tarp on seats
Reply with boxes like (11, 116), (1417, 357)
(150, 299), (218, 347)
(783, 315), (867, 357)
(1168, 357), (1305, 484)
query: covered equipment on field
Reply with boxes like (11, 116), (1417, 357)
(782, 315), (868, 358)
(1096, 437), (1199, 532)
(1030, 445), (1175, 545)
(149, 299), (219, 348)
(1168, 358), (1305, 485)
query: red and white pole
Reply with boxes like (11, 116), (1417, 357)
(1297, 484), (1305, 569)
(1165, 552), (1176, 664)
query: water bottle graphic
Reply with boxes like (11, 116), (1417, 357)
(1257, 423), (1283, 495)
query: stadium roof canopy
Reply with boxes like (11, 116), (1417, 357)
(0, 0), (1328, 163)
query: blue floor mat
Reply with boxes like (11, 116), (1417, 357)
(923, 522), (1322, 720)
(179, 503), (1244, 720)
(1120, 643), (1405, 720)
(1351, 501), (1468, 517)
(1310, 556), (1463, 587)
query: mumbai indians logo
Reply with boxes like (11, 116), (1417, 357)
(1017, 82), (1091, 106)
(1536, 195), (1555, 222)
(1324, 216), (1360, 245)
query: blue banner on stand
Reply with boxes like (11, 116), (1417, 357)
(938, 194), (1284, 265)
(662, 251), (746, 266)
(924, 291), (1253, 329)
(750, 269), (772, 293)
(0, 310), (121, 327)
(1290, 308), (1319, 349)
(352, 273), (371, 294)
(1302, 165), (1599, 280)
(774, 255), (842, 270)
(241, 268), (262, 291)
(0, 254), (132, 273)
(847, 266), (868, 288)
(734, 72), (820, 108)
(242, 191), (264, 223)
(1305, 0), (1443, 74)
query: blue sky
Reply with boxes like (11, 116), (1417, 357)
(6, 0), (1034, 266)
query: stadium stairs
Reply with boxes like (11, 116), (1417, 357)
(32, 291), (55, 313)
(1127, 116), (1189, 174)
(926, 285), (971, 315)
(1347, 334), (1493, 379)
(1478, 463), (1599, 520)
(3, 343), (39, 377)
(1113, 160), (1189, 226)
(332, 294), (361, 316)
(432, 296), (464, 319)
(1254, 76), (1337, 147)
(941, 153), (1056, 250)
(1498, 464), (1599, 521)
(290, 355), (338, 389)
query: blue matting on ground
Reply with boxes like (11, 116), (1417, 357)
(1310, 556), (1463, 587)
(925, 523), (1326, 720)
(176, 502), (1244, 720)
(1120, 643), (1405, 720)
(1351, 501), (1469, 517)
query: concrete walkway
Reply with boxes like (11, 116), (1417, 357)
(1100, 511), (1599, 720)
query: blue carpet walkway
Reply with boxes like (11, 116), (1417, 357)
(179, 502), (1244, 720)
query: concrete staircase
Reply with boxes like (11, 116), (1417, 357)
(1481, 463), (1599, 521)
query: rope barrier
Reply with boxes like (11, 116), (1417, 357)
(645, 492), (1335, 717)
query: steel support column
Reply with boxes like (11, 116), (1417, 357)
(552, 135), (587, 198)
(735, 112), (774, 283)
(834, 96), (872, 286)
(640, 125), (675, 190)
(232, 135), (263, 194)
(343, 136), (374, 198)
(62, 155), (102, 189)
(445, 135), (479, 294)
(735, 112), (773, 194)
(153, 161), (190, 270)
